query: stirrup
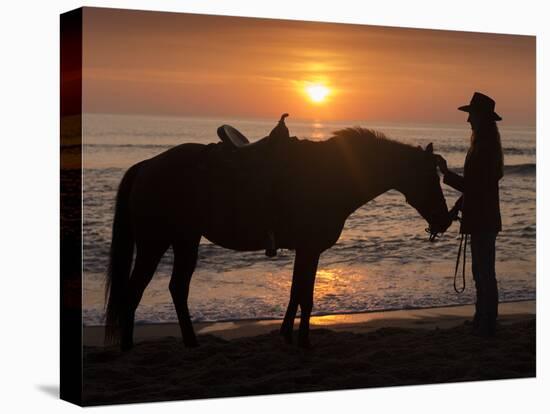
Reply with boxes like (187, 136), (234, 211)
(265, 231), (277, 257)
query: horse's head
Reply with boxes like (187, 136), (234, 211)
(398, 143), (452, 238)
(332, 128), (451, 239)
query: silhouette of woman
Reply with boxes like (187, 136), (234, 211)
(436, 92), (504, 337)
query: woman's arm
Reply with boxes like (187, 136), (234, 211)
(435, 154), (465, 192)
(443, 170), (465, 193)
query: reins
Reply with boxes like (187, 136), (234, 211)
(453, 233), (468, 293)
(426, 199), (468, 294)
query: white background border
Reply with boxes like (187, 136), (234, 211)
(1, 0), (547, 412)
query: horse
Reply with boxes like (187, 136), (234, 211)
(104, 127), (451, 350)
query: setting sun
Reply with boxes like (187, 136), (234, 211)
(305, 83), (330, 103)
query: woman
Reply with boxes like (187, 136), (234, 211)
(436, 92), (504, 337)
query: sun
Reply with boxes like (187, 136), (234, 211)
(305, 83), (330, 103)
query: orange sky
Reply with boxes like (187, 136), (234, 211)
(82, 7), (536, 124)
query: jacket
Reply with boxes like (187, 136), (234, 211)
(443, 142), (503, 234)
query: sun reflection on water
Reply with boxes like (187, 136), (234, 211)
(314, 267), (365, 298)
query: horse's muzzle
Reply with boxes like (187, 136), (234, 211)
(427, 216), (453, 241)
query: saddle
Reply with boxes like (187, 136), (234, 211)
(214, 114), (292, 258)
(216, 113), (290, 150)
(216, 124), (251, 148)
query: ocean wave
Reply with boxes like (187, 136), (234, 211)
(451, 163), (535, 176)
(85, 131), (191, 138)
(437, 144), (533, 155)
(86, 143), (173, 149)
(504, 163), (536, 175)
(503, 147), (536, 156)
(82, 294), (536, 326)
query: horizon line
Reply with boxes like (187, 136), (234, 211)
(80, 111), (537, 129)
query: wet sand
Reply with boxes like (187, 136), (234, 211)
(82, 301), (535, 405)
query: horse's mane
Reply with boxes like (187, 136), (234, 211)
(317, 127), (429, 191)
(331, 127), (418, 154)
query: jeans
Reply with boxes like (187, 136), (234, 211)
(470, 232), (499, 327)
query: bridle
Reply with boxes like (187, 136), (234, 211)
(406, 165), (467, 293)
(425, 227), (441, 242)
(405, 185), (445, 243)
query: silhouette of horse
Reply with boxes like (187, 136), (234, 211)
(105, 128), (451, 350)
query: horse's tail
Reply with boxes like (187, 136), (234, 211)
(104, 162), (141, 345)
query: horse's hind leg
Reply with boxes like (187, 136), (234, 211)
(169, 236), (200, 347)
(280, 249), (320, 347)
(297, 252), (319, 349)
(121, 241), (168, 351)
(280, 270), (301, 344)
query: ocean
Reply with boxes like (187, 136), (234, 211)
(82, 114), (536, 325)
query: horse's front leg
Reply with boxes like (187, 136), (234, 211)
(280, 249), (320, 347)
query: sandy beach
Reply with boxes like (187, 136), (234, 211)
(82, 301), (535, 405)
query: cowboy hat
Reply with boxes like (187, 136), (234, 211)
(458, 92), (502, 121)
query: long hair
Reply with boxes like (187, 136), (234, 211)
(469, 119), (504, 179)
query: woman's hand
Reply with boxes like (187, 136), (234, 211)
(434, 154), (449, 175)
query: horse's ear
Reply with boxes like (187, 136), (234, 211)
(425, 143), (433, 154)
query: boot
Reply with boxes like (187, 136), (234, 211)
(472, 279), (498, 337)
(468, 277), (483, 331)
(470, 298), (482, 330)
